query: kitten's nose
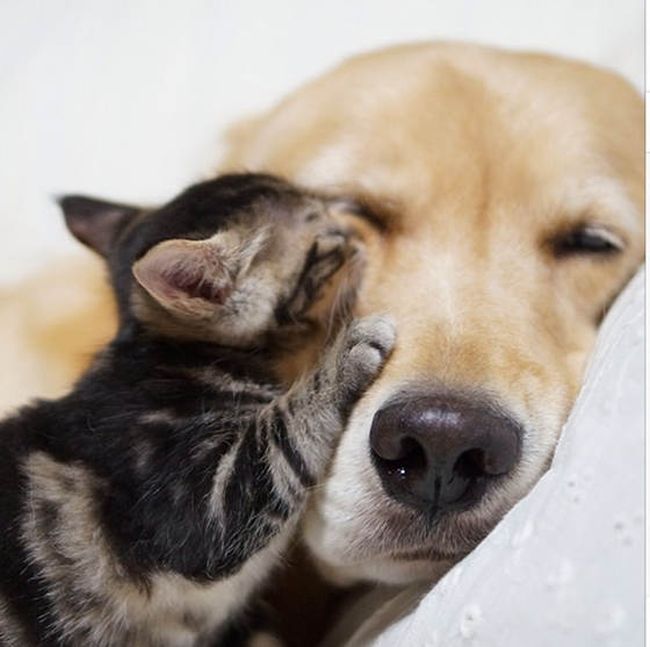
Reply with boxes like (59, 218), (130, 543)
(369, 393), (521, 515)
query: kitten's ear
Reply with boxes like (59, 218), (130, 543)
(59, 195), (139, 257)
(132, 238), (234, 318)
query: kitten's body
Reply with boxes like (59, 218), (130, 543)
(0, 175), (394, 646)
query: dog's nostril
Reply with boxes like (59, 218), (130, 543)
(373, 432), (418, 461)
(374, 437), (427, 479)
(453, 448), (487, 481)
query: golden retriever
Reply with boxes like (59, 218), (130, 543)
(0, 42), (643, 588)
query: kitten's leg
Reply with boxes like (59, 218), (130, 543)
(216, 316), (395, 558)
(211, 315), (394, 641)
(263, 314), (396, 491)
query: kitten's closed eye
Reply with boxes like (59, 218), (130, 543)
(276, 230), (358, 327)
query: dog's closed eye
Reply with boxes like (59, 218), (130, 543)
(549, 224), (625, 258)
(328, 196), (391, 233)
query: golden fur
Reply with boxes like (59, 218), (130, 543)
(1, 42), (643, 585)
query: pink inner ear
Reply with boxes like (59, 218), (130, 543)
(163, 263), (231, 304)
(133, 240), (234, 310)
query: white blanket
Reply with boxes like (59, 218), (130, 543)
(328, 269), (644, 647)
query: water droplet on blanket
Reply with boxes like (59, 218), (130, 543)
(459, 604), (482, 640)
(612, 518), (635, 546)
(566, 475), (584, 503)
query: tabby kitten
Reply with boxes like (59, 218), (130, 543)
(0, 174), (395, 646)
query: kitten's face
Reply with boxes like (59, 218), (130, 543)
(61, 174), (361, 348)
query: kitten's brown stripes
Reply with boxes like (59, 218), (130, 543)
(0, 174), (395, 646)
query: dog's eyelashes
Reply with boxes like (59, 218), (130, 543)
(551, 225), (624, 258)
(329, 197), (388, 232)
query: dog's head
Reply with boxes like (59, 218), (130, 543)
(221, 43), (644, 584)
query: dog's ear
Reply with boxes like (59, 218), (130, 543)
(59, 195), (139, 257)
(132, 237), (235, 318)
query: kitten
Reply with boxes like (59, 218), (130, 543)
(0, 174), (395, 646)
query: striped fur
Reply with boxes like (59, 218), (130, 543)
(0, 174), (395, 646)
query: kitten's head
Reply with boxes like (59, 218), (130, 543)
(60, 174), (362, 347)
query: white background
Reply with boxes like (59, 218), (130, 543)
(0, 0), (643, 286)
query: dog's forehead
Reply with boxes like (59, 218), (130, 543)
(227, 44), (642, 235)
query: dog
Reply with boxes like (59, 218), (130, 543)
(1, 42), (644, 591)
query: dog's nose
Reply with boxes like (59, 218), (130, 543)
(369, 394), (521, 515)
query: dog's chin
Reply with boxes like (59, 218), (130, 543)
(300, 463), (554, 588)
(301, 501), (494, 587)
(307, 550), (456, 587)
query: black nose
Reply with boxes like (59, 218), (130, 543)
(369, 393), (521, 515)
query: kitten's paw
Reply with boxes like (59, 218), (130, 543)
(337, 315), (396, 403)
